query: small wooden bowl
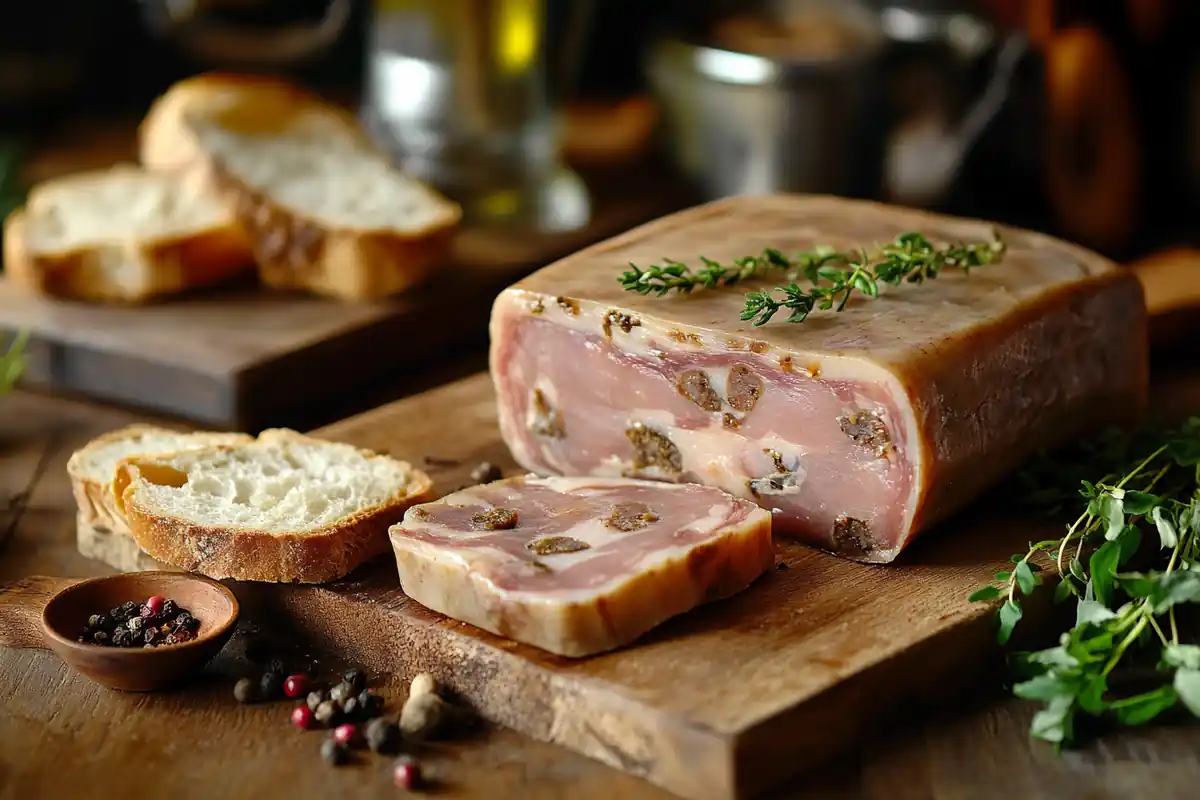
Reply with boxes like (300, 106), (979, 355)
(38, 572), (238, 692)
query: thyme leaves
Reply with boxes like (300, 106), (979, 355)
(617, 231), (1006, 326)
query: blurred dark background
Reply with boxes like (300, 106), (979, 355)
(3, 0), (1200, 261)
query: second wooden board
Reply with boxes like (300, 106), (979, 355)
(228, 373), (1057, 800)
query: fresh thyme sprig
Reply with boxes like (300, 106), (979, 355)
(742, 232), (1006, 326)
(617, 231), (1006, 326)
(972, 418), (1200, 746)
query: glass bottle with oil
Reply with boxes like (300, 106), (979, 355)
(365, 0), (591, 232)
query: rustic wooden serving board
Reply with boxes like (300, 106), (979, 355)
(0, 172), (686, 432)
(194, 372), (1059, 800)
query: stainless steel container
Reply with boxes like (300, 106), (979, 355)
(647, 1), (1018, 205)
(647, 2), (886, 199)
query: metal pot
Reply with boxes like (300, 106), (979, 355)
(647, 0), (1026, 206)
(647, 2), (886, 199)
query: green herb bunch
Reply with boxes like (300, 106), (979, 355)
(972, 418), (1200, 746)
(617, 231), (1005, 326)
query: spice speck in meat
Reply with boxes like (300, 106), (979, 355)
(470, 508), (518, 531)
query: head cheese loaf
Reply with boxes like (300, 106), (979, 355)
(488, 195), (1148, 563)
(389, 476), (773, 657)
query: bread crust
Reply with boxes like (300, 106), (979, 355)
(67, 425), (255, 535)
(113, 429), (436, 583)
(139, 72), (360, 172)
(67, 424), (178, 533)
(142, 72), (461, 301)
(4, 197), (255, 305)
(201, 157), (456, 300)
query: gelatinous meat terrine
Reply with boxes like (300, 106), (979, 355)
(389, 476), (773, 657)
(488, 196), (1147, 563)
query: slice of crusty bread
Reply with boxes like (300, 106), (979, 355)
(112, 428), (435, 583)
(68, 424), (254, 535)
(139, 73), (461, 302)
(4, 165), (255, 304)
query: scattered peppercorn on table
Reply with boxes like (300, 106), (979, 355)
(5, 373), (1200, 799)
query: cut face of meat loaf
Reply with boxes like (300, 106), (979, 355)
(489, 195), (1148, 563)
(388, 476), (773, 657)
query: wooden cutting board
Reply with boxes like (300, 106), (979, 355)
(0, 170), (686, 432)
(205, 372), (1055, 800)
(51, 253), (1200, 799)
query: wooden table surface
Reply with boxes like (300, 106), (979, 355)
(3, 384), (1200, 800)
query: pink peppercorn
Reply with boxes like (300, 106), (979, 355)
(393, 757), (422, 790)
(332, 723), (359, 747)
(291, 705), (314, 730)
(283, 673), (309, 699)
(146, 596), (165, 614)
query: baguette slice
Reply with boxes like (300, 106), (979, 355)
(4, 165), (255, 303)
(140, 73), (461, 301)
(113, 428), (435, 583)
(69, 424), (254, 535)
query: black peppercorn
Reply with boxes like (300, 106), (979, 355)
(114, 601), (138, 622)
(320, 738), (348, 766)
(87, 613), (108, 629)
(357, 690), (384, 719)
(260, 670), (284, 701)
(127, 616), (145, 633)
(174, 612), (195, 630)
(112, 628), (132, 648)
(143, 628), (158, 645)
(161, 599), (177, 618)
(341, 697), (359, 719)
(234, 678), (257, 704)
(365, 718), (401, 755)
(320, 738), (349, 766)
(267, 657), (287, 675)
(343, 668), (367, 693)
(91, 630), (109, 644)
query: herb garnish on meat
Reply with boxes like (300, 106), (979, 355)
(972, 418), (1200, 747)
(617, 231), (1005, 325)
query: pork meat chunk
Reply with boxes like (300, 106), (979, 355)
(388, 476), (773, 657)
(489, 196), (1147, 563)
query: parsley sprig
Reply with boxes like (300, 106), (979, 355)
(973, 418), (1200, 746)
(617, 232), (1006, 326)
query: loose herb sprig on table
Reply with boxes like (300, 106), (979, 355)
(617, 231), (1006, 325)
(0, 328), (28, 395)
(972, 418), (1200, 746)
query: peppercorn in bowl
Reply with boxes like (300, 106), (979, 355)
(40, 571), (238, 691)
